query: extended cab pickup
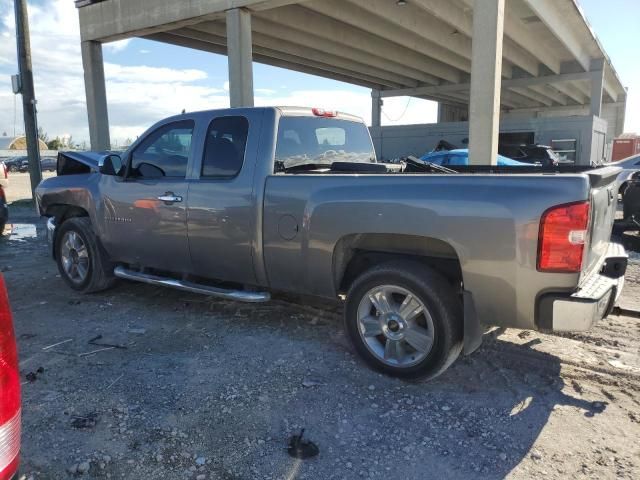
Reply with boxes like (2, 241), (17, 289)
(36, 107), (627, 379)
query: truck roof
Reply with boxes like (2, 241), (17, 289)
(165, 106), (364, 124)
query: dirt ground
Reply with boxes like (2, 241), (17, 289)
(1, 174), (639, 479)
(3, 172), (55, 204)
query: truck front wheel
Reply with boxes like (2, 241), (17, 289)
(55, 217), (115, 293)
(344, 261), (462, 380)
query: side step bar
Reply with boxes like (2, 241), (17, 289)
(113, 266), (270, 303)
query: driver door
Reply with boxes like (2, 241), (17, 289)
(100, 120), (194, 274)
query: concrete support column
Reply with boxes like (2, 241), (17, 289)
(615, 92), (627, 137)
(590, 58), (605, 118)
(226, 8), (254, 107)
(468, 0), (505, 166)
(81, 40), (110, 150)
(371, 90), (382, 127)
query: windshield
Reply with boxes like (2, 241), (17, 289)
(275, 116), (376, 170)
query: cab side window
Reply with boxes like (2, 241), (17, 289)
(202, 116), (249, 178)
(131, 120), (194, 178)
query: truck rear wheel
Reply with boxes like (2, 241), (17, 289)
(344, 261), (462, 380)
(55, 217), (115, 293)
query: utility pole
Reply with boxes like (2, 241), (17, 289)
(14, 0), (42, 197)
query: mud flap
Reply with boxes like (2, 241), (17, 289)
(463, 290), (483, 355)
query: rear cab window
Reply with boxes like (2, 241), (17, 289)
(275, 116), (376, 173)
(201, 116), (249, 178)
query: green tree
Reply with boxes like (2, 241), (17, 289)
(47, 137), (64, 150)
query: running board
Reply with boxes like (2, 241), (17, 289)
(113, 266), (270, 303)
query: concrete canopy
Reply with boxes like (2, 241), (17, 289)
(77, 0), (626, 110)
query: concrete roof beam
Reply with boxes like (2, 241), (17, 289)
(255, 5), (463, 83)
(178, 26), (416, 88)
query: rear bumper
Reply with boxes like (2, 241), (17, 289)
(537, 243), (627, 332)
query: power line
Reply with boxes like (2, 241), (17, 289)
(381, 97), (412, 123)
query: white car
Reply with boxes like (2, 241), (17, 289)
(608, 154), (640, 196)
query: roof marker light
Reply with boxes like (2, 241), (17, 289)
(312, 108), (337, 118)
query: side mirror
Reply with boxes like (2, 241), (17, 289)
(98, 154), (123, 176)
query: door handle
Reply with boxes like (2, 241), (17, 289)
(157, 192), (183, 203)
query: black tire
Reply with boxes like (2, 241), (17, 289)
(619, 182), (628, 200)
(55, 217), (116, 293)
(344, 261), (463, 381)
(622, 231), (640, 252)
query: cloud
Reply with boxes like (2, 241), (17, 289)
(103, 38), (131, 53)
(104, 64), (209, 83)
(255, 88), (277, 96)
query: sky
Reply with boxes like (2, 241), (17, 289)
(0, 0), (638, 146)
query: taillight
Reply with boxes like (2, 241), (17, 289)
(0, 188), (5, 204)
(537, 201), (590, 273)
(312, 108), (337, 117)
(0, 275), (20, 480)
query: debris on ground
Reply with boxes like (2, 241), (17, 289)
(78, 347), (115, 357)
(88, 334), (127, 349)
(287, 429), (319, 459)
(25, 367), (44, 383)
(301, 378), (322, 388)
(71, 413), (99, 430)
(41, 338), (72, 351)
(127, 327), (147, 335)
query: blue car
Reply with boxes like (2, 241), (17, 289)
(419, 149), (531, 167)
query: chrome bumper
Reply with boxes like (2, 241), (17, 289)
(539, 243), (627, 332)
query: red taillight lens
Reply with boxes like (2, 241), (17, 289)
(0, 275), (20, 479)
(537, 201), (590, 273)
(0, 188), (5, 204)
(312, 108), (337, 117)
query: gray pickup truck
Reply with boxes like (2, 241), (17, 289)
(36, 106), (627, 379)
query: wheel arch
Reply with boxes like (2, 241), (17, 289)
(45, 204), (90, 259)
(333, 233), (463, 294)
(333, 233), (483, 356)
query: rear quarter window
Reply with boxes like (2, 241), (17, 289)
(275, 117), (375, 171)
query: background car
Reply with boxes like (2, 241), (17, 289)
(3, 156), (27, 173)
(40, 156), (57, 172)
(419, 149), (532, 167)
(498, 144), (562, 167)
(607, 154), (640, 197)
(17, 156), (57, 173)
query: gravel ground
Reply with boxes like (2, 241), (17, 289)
(3, 171), (56, 205)
(1, 203), (639, 479)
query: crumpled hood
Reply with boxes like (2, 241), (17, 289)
(58, 150), (114, 171)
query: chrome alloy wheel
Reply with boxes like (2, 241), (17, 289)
(60, 231), (89, 284)
(356, 285), (435, 367)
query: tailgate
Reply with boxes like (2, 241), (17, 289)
(582, 166), (621, 281)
